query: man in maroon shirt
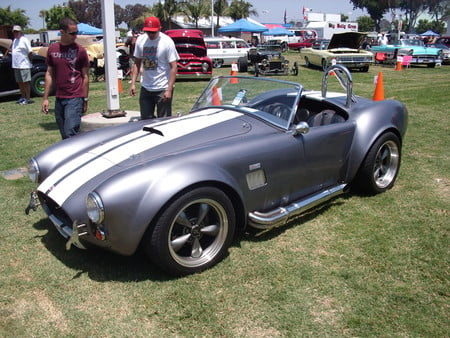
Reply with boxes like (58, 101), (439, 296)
(41, 17), (90, 139)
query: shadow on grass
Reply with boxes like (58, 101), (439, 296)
(241, 198), (347, 243)
(31, 194), (355, 282)
(32, 218), (171, 282)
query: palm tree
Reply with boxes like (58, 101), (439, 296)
(214, 0), (229, 28)
(180, 0), (210, 29)
(39, 10), (48, 29)
(152, 0), (180, 30)
(228, 0), (258, 21)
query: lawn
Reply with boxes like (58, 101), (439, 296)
(0, 53), (449, 336)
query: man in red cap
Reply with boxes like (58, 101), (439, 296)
(130, 16), (179, 119)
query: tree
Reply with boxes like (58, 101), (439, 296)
(0, 5), (29, 28)
(152, 0), (180, 30)
(180, 0), (210, 29)
(228, 0), (258, 21)
(398, 0), (426, 33)
(357, 15), (376, 31)
(350, 0), (399, 31)
(123, 4), (150, 30)
(45, 5), (76, 30)
(39, 10), (48, 29)
(214, 0), (229, 28)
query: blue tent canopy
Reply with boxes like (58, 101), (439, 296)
(218, 19), (268, 33)
(263, 27), (294, 36)
(57, 23), (103, 36)
(77, 23), (103, 35)
(420, 30), (439, 36)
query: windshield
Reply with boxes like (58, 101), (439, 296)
(192, 76), (302, 130)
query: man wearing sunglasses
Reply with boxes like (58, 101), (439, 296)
(130, 16), (179, 119)
(42, 17), (90, 139)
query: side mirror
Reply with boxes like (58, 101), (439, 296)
(293, 121), (309, 135)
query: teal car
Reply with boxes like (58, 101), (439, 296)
(371, 39), (443, 68)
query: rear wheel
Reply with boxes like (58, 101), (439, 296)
(30, 71), (46, 97)
(354, 132), (401, 194)
(145, 187), (235, 276)
(237, 57), (248, 72)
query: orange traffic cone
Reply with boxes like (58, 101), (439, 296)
(372, 72), (385, 101)
(395, 56), (403, 71)
(212, 85), (221, 105)
(230, 62), (238, 84)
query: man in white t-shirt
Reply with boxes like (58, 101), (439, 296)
(11, 25), (33, 104)
(130, 16), (179, 119)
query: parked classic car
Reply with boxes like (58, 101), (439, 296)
(288, 38), (315, 51)
(0, 38), (48, 98)
(371, 39), (443, 67)
(204, 36), (250, 68)
(237, 43), (298, 76)
(165, 29), (212, 79)
(426, 43), (450, 64)
(27, 65), (408, 276)
(300, 32), (374, 72)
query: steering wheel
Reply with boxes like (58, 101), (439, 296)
(266, 103), (292, 120)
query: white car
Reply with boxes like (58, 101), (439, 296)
(204, 37), (250, 68)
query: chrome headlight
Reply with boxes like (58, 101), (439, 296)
(86, 192), (104, 224)
(27, 158), (40, 183)
(202, 62), (209, 73)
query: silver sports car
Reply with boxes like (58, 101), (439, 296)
(27, 65), (408, 276)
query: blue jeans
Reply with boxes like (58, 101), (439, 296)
(55, 97), (83, 139)
(139, 87), (173, 120)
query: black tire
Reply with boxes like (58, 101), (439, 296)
(237, 57), (248, 72)
(292, 61), (298, 76)
(354, 132), (401, 195)
(212, 59), (223, 68)
(304, 57), (311, 68)
(427, 63), (436, 68)
(30, 71), (46, 97)
(361, 66), (369, 72)
(145, 187), (236, 276)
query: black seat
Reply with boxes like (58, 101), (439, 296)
(307, 109), (345, 127)
(295, 108), (310, 123)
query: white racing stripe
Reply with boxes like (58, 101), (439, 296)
(38, 108), (242, 205)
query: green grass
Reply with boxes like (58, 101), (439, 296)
(0, 54), (449, 336)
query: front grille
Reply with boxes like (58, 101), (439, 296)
(38, 192), (73, 227)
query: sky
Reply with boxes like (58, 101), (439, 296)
(3, 0), (367, 30)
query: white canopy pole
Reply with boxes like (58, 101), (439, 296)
(101, 0), (120, 112)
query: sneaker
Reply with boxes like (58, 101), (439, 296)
(19, 99), (34, 105)
(16, 97), (25, 104)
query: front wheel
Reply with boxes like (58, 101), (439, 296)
(291, 61), (298, 75)
(353, 132), (401, 194)
(145, 187), (236, 276)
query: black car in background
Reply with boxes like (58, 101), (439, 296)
(0, 38), (48, 98)
(237, 43), (298, 76)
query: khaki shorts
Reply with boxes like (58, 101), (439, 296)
(14, 68), (31, 82)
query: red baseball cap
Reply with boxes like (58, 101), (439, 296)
(143, 17), (161, 32)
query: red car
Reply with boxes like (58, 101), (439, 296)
(288, 38), (316, 51)
(165, 29), (212, 79)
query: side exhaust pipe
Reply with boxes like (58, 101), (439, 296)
(248, 184), (347, 230)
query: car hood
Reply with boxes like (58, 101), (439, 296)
(328, 32), (365, 50)
(37, 108), (252, 206)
